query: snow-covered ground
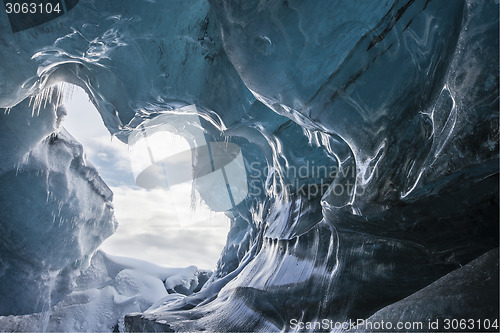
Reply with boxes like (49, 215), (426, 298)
(0, 251), (211, 332)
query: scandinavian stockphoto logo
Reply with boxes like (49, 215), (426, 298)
(127, 105), (248, 220)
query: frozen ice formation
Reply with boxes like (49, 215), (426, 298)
(0, 89), (116, 315)
(0, 251), (211, 332)
(0, 0), (498, 332)
(350, 249), (499, 333)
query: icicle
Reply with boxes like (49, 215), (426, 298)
(30, 83), (72, 117)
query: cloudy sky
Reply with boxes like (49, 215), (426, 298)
(62, 86), (230, 269)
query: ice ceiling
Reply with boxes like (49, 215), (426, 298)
(0, 0), (498, 332)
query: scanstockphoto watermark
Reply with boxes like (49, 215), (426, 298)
(289, 318), (500, 331)
(289, 318), (424, 331)
(247, 161), (378, 199)
(249, 161), (356, 181)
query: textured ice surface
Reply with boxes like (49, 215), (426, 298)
(0, 90), (116, 315)
(0, 0), (498, 331)
(351, 248), (499, 332)
(0, 251), (210, 332)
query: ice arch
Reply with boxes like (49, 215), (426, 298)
(0, 0), (498, 331)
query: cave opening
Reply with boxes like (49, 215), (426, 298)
(61, 84), (230, 269)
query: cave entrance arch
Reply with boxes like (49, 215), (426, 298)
(61, 84), (230, 269)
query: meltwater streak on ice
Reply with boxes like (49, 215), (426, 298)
(127, 0), (497, 331)
(0, 0), (497, 331)
(212, 0), (469, 215)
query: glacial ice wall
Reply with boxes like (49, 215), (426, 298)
(0, 0), (498, 331)
(0, 88), (116, 315)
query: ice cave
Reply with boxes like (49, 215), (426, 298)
(0, 0), (498, 332)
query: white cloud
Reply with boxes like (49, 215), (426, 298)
(100, 186), (230, 268)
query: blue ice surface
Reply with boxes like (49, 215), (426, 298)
(0, 0), (498, 331)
